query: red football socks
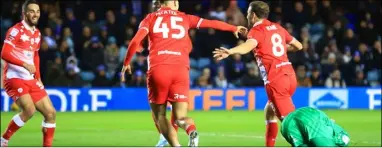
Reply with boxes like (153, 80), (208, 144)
(265, 120), (278, 147)
(42, 121), (56, 147)
(2, 114), (24, 140)
(186, 125), (196, 135)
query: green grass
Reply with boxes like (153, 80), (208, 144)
(1, 110), (381, 146)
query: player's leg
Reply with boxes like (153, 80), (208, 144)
(148, 68), (180, 147)
(150, 103), (180, 147)
(169, 68), (198, 147)
(266, 74), (296, 120)
(264, 74), (297, 146)
(155, 103), (178, 147)
(264, 101), (278, 147)
(171, 102), (198, 147)
(1, 79), (36, 146)
(1, 94), (36, 146)
(34, 94), (56, 147)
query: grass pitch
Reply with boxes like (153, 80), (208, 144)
(1, 110), (381, 146)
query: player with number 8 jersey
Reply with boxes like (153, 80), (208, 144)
(121, 0), (247, 146)
(212, 1), (303, 146)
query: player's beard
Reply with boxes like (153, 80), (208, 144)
(26, 16), (39, 27)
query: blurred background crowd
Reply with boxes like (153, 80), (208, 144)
(1, 0), (381, 88)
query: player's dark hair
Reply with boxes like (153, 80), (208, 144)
(159, 0), (177, 4)
(249, 1), (270, 19)
(22, 0), (39, 13)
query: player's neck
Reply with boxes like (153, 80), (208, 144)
(22, 20), (36, 31)
(161, 6), (176, 10)
(253, 19), (264, 27)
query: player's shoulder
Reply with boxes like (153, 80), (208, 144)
(6, 22), (23, 37)
(8, 22), (23, 32)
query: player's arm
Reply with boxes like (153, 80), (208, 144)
(283, 27), (302, 51)
(228, 39), (256, 55)
(1, 28), (25, 67)
(213, 29), (259, 60)
(187, 14), (247, 38)
(34, 50), (41, 81)
(123, 29), (148, 67)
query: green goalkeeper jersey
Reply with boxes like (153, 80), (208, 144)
(281, 107), (350, 147)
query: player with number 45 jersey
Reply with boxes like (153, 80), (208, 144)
(120, 0), (247, 147)
(213, 1), (303, 147)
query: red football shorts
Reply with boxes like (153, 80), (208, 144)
(4, 78), (48, 103)
(265, 73), (297, 119)
(147, 65), (189, 104)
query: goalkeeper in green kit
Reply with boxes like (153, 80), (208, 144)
(281, 107), (351, 147)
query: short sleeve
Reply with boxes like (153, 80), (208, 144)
(282, 27), (294, 44)
(4, 27), (20, 47)
(187, 14), (203, 29)
(246, 28), (263, 46)
(138, 14), (151, 32)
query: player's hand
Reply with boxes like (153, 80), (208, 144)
(234, 26), (248, 38)
(120, 65), (132, 82)
(23, 63), (36, 74)
(213, 47), (232, 61)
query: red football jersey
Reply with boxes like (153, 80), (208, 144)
(139, 7), (203, 70)
(247, 19), (295, 85)
(2, 20), (41, 80)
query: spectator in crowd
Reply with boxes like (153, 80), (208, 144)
(296, 65), (312, 87)
(310, 67), (325, 87)
(92, 65), (110, 87)
(351, 71), (369, 86)
(43, 27), (58, 49)
(83, 10), (100, 36)
(325, 69), (347, 88)
(129, 70), (146, 87)
(240, 64), (263, 87)
(195, 68), (213, 89)
(209, 5), (226, 21)
(214, 67), (230, 88)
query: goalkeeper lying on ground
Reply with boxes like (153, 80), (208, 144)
(281, 107), (350, 147)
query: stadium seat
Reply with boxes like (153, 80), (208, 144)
(190, 58), (198, 69)
(189, 68), (201, 81)
(367, 70), (381, 81)
(80, 71), (96, 81)
(197, 58), (211, 69)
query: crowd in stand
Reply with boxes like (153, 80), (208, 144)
(1, 0), (381, 88)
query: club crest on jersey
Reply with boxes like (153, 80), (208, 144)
(10, 28), (19, 37)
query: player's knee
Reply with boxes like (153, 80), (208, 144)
(44, 109), (56, 121)
(265, 108), (278, 121)
(21, 106), (36, 119)
(175, 117), (194, 128)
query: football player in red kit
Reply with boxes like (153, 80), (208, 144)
(121, 0), (247, 146)
(213, 1), (303, 147)
(1, 0), (57, 147)
(149, 0), (178, 146)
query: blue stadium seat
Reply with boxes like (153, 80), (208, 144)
(80, 71), (96, 81)
(190, 58), (198, 69)
(189, 68), (201, 81)
(367, 70), (381, 81)
(197, 58), (211, 69)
